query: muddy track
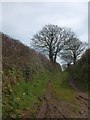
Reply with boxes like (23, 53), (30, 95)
(69, 79), (88, 103)
(36, 80), (88, 118)
(37, 81), (65, 118)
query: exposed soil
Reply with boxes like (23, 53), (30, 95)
(36, 80), (88, 118)
(69, 79), (88, 103)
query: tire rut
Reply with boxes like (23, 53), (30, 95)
(37, 80), (66, 118)
(37, 80), (88, 118)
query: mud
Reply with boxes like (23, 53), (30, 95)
(36, 80), (88, 118)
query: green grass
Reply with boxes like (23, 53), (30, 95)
(51, 71), (80, 112)
(52, 71), (75, 101)
(3, 70), (51, 118)
(3, 68), (82, 118)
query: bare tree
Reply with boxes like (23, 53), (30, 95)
(31, 24), (67, 63)
(61, 35), (87, 64)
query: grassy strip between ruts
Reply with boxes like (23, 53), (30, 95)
(51, 71), (80, 112)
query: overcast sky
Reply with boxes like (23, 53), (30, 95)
(1, 2), (88, 47)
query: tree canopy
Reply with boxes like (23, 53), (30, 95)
(31, 24), (87, 64)
(32, 24), (71, 63)
(60, 35), (87, 64)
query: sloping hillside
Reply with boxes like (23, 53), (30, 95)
(2, 33), (61, 83)
(70, 49), (89, 91)
(2, 33), (61, 119)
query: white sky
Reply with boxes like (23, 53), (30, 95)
(0, 1), (88, 47)
(0, 0), (89, 2)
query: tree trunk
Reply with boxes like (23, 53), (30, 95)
(49, 55), (53, 62)
(54, 52), (57, 64)
(73, 53), (76, 64)
(49, 47), (53, 62)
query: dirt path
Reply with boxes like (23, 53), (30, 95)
(36, 80), (88, 118)
(69, 79), (88, 102)
(37, 80), (65, 118)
